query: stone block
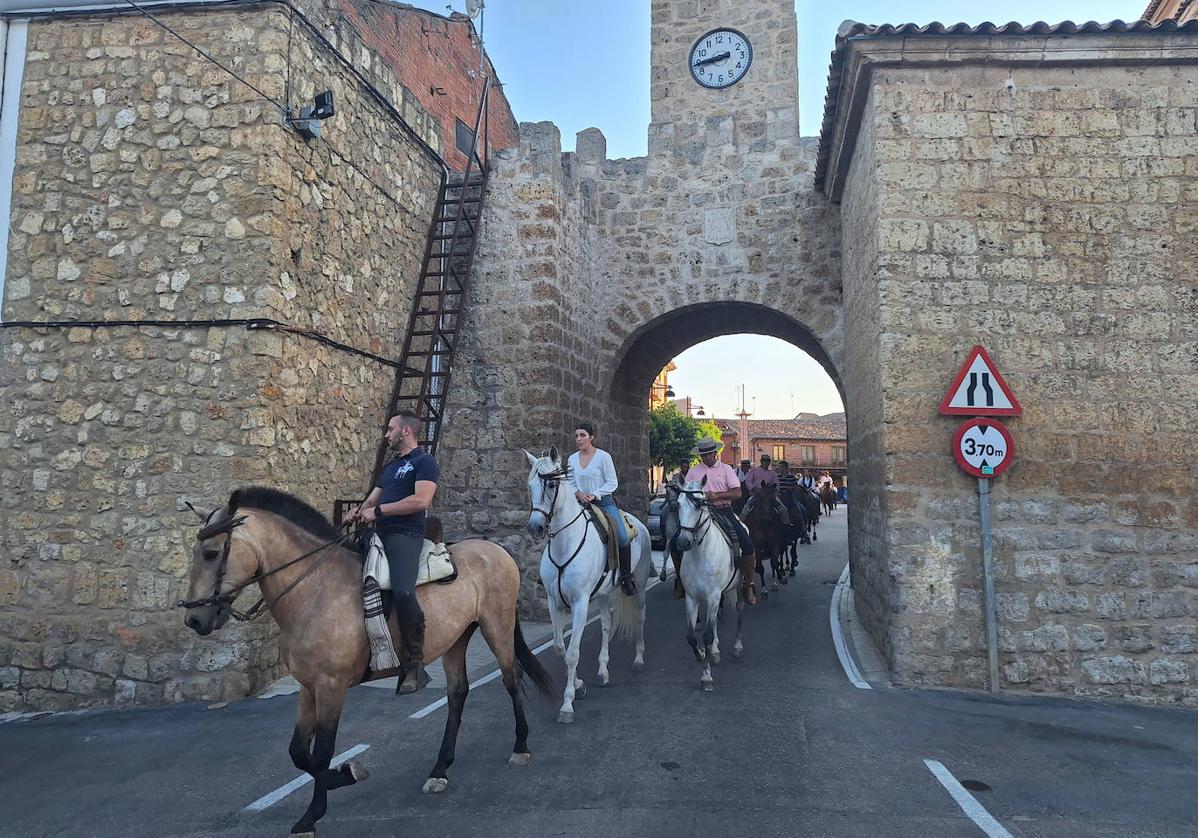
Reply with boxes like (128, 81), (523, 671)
(1081, 655), (1147, 685)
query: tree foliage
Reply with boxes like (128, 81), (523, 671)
(648, 402), (702, 468)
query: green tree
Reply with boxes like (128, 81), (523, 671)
(648, 402), (701, 470)
(697, 418), (723, 447)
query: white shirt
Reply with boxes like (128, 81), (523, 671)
(568, 448), (618, 501)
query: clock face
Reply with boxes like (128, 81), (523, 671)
(689, 28), (752, 89)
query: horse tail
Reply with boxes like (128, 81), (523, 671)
(610, 586), (640, 642)
(513, 617), (556, 699)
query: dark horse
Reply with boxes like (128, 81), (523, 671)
(181, 487), (555, 836)
(743, 483), (786, 596)
(797, 485), (821, 542)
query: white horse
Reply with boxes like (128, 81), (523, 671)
(668, 478), (744, 692)
(525, 448), (652, 723)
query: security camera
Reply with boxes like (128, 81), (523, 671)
(292, 90), (335, 141)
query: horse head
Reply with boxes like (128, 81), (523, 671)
(673, 477), (707, 552)
(524, 447), (568, 539)
(182, 490), (258, 635)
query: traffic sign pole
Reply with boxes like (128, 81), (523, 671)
(977, 477), (1000, 693)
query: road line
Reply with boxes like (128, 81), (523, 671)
(829, 561), (871, 689)
(923, 759), (1013, 838)
(245, 743), (370, 812)
(409, 574), (662, 719)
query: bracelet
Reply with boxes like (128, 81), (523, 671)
(374, 504), (384, 519)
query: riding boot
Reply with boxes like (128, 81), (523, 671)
(739, 552), (758, 606)
(397, 613), (426, 695)
(618, 543), (637, 596)
(671, 550), (685, 599)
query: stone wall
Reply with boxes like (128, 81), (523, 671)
(839, 42), (1198, 704)
(0, 6), (441, 711)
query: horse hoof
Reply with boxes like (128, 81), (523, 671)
(695, 647), (706, 662)
(508, 752), (532, 767)
(344, 761), (369, 783)
(771, 582), (779, 592)
(290, 830), (315, 838)
(761, 590), (769, 600)
(701, 680), (714, 693)
(733, 646), (744, 659)
(631, 660), (645, 672)
(575, 682), (587, 699)
(557, 711), (575, 725)
(790, 569), (797, 576)
(597, 673), (610, 687)
(710, 651), (721, 665)
(422, 777), (449, 794)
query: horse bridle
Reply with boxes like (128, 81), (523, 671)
(530, 464), (609, 603)
(669, 487), (713, 547)
(175, 511), (353, 622)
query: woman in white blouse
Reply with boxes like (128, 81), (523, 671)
(568, 422), (636, 595)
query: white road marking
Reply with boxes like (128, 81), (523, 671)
(923, 759), (1013, 838)
(829, 562), (871, 689)
(245, 743), (370, 812)
(409, 575), (662, 719)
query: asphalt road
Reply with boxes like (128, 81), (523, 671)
(4, 510), (1197, 837)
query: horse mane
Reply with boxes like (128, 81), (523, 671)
(229, 486), (341, 541)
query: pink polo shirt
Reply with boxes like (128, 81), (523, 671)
(685, 461), (741, 509)
(745, 465), (779, 491)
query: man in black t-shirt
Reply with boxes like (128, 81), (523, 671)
(351, 411), (439, 694)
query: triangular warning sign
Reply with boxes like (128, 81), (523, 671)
(939, 345), (1022, 416)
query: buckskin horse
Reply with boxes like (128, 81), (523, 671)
(181, 486), (554, 837)
(525, 448), (652, 723)
(743, 482), (787, 594)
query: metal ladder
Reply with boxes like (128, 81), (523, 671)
(370, 79), (492, 476)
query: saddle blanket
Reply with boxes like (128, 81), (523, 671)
(361, 535), (455, 672)
(363, 534), (456, 590)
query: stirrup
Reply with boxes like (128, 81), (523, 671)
(619, 572), (637, 596)
(397, 666), (426, 695)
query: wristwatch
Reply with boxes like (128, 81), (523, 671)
(374, 504), (384, 520)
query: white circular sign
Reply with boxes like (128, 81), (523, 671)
(952, 419), (1014, 478)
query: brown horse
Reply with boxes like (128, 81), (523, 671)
(820, 482), (838, 516)
(743, 483), (786, 596)
(181, 486), (554, 837)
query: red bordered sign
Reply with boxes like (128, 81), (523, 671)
(952, 419), (1015, 478)
(939, 345), (1022, 416)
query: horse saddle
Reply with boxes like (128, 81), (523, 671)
(362, 534), (457, 590)
(584, 503), (636, 574)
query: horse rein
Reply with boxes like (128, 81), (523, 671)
(671, 489), (713, 547)
(175, 512), (354, 622)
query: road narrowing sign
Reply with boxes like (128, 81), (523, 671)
(939, 345), (1022, 416)
(952, 419), (1014, 478)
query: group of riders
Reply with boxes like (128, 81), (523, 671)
(345, 412), (838, 695)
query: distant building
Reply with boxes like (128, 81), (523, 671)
(648, 361), (677, 409)
(714, 414), (848, 480)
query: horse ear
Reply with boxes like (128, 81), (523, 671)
(523, 449), (538, 467)
(549, 444), (559, 463)
(183, 500), (206, 521)
(227, 489), (240, 513)
(700, 475), (708, 488)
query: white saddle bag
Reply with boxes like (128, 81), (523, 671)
(363, 534), (456, 590)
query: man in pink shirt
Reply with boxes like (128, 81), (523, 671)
(742, 454), (790, 526)
(679, 437), (759, 605)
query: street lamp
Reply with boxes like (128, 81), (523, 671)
(696, 407), (705, 417)
(666, 386), (675, 398)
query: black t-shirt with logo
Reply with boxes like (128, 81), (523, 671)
(377, 448), (439, 537)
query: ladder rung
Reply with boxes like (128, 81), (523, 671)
(405, 349), (453, 356)
(417, 287), (463, 296)
(431, 233), (475, 241)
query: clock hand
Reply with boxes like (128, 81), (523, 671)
(692, 51), (731, 69)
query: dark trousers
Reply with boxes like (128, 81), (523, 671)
(713, 509), (754, 555)
(379, 530), (425, 627)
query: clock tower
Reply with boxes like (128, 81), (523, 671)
(649, 0), (799, 159)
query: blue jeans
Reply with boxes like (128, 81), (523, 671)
(595, 497), (631, 548)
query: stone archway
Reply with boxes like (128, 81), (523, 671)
(603, 301), (845, 515)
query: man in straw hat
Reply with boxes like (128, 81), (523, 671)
(671, 436), (759, 605)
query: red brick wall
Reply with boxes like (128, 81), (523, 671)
(335, 2), (519, 170)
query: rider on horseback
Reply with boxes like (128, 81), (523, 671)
(568, 423), (637, 596)
(675, 437), (759, 605)
(741, 454), (790, 527)
(351, 411), (439, 694)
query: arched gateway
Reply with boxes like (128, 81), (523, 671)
(437, 1), (1198, 706)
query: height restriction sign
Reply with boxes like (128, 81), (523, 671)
(952, 419), (1014, 478)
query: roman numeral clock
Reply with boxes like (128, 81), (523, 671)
(689, 27), (752, 89)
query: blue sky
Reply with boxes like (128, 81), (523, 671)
(403, 0), (1144, 419)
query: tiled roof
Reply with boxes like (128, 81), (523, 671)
(814, 18), (1198, 195)
(713, 415), (846, 441)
